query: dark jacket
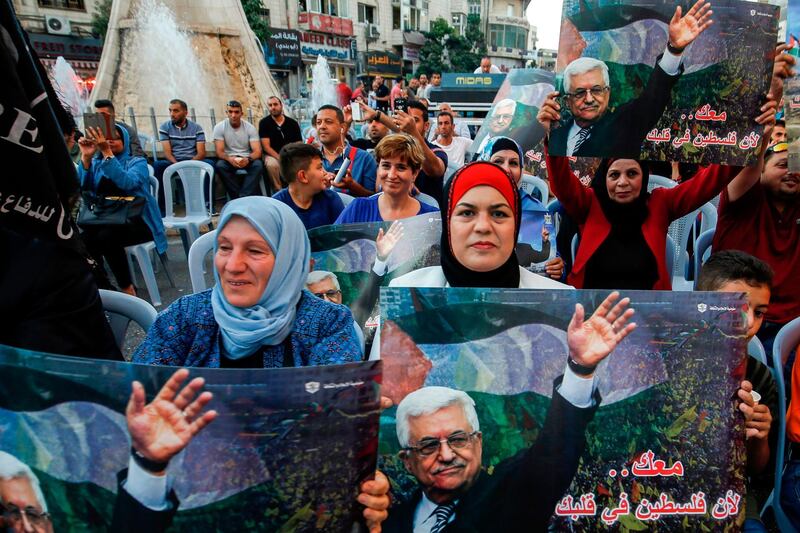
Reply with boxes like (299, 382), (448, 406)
(383, 379), (599, 532)
(549, 56), (681, 158)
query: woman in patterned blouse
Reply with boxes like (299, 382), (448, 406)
(133, 196), (362, 368)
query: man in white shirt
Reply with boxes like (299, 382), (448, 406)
(474, 57), (502, 74)
(212, 100), (263, 198)
(382, 292), (636, 532)
(433, 112), (473, 169)
(427, 103), (472, 142)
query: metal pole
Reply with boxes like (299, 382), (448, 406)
(247, 108), (254, 124)
(127, 106), (138, 131)
(149, 107), (158, 139)
(210, 108), (217, 127)
(190, 107), (197, 123)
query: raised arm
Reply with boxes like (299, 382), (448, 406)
(544, 150), (593, 223)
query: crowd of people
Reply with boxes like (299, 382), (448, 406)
(3, 2), (800, 529)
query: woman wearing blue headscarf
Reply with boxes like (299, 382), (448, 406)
(133, 196), (362, 368)
(78, 124), (167, 296)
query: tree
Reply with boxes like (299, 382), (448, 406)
(91, 0), (112, 39)
(240, 0), (270, 44)
(416, 16), (488, 76)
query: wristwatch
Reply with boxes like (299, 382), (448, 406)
(131, 447), (169, 473)
(567, 356), (597, 376)
(666, 41), (685, 55)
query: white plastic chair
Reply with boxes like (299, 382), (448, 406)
(692, 228), (716, 290)
(337, 191), (355, 207)
(188, 229), (217, 293)
(99, 288), (158, 350)
(647, 177), (717, 291)
(760, 316), (800, 530)
(125, 176), (174, 307)
(416, 192), (439, 209)
(162, 161), (215, 257)
(520, 174), (549, 203)
(571, 233), (675, 280)
(747, 336), (768, 367)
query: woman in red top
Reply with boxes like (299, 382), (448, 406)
(545, 155), (741, 290)
(537, 86), (777, 290)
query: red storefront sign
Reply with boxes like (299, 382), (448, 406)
(298, 12), (354, 36)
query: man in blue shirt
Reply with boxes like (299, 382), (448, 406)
(356, 100), (447, 206)
(316, 105), (377, 197)
(273, 142), (344, 230)
(153, 99), (214, 214)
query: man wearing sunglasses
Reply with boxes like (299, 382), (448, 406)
(383, 293), (637, 532)
(539, 0), (713, 158)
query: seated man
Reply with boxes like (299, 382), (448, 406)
(259, 96), (302, 193)
(316, 105), (377, 198)
(427, 103), (471, 142)
(94, 99), (144, 157)
(153, 98), (214, 214)
(350, 116), (390, 152)
(696, 251), (776, 532)
(212, 100), (263, 199)
(272, 142), (344, 230)
(433, 111), (472, 168)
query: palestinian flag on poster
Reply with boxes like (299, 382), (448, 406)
(0, 346), (381, 532)
(556, 0), (778, 165)
(470, 69), (555, 178)
(308, 213), (442, 332)
(378, 287), (749, 530)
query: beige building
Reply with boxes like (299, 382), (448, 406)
(12, 0), (105, 81)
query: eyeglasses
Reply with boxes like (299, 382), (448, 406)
(565, 86), (609, 101)
(227, 100), (242, 108)
(491, 113), (514, 122)
(767, 142), (788, 155)
(403, 431), (479, 457)
(313, 289), (341, 299)
(1, 503), (52, 529)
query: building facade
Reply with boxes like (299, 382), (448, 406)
(12, 0), (104, 87)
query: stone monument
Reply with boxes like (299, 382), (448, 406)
(91, 0), (281, 134)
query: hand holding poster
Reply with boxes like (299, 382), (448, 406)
(551, 0), (779, 164)
(0, 346), (382, 532)
(378, 288), (749, 531)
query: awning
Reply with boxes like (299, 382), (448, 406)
(39, 57), (99, 72)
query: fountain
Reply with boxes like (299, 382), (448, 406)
(51, 57), (91, 126)
(309, 55), (339, 113)
(91, 0), (282, 136)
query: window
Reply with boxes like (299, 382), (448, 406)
(304, 0), (347, 17)
(358, 3), (376, 24)
(506, 4), (514, 17)
(393, 5), (401, 29)
(38, 0), (84, 8)
(468, 0), (481, 16)
(406, 7), (422, 31)
(489, 24), (528, 50)
(259, 7), (271, 25)
(452, 13), (466, 35)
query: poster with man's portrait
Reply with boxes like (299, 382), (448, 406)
(470, 69), (555, 176)
(0, 346), (381, 532)
(378, 287), (750, 531)
(553, 0), (779, 164)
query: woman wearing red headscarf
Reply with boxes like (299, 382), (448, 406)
(390, 162), (568, 288)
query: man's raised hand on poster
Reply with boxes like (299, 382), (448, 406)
(567, 292), (636, 374)
(668, 0), (713, 52)
(126, 368), (217, 471)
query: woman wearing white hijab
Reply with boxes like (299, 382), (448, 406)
(134, 196), (362, 367)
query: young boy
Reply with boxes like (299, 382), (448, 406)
(273, 142), (345, 230)
(696, 250), (776, 531)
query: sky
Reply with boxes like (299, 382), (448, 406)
(526, 0), (564, 50)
